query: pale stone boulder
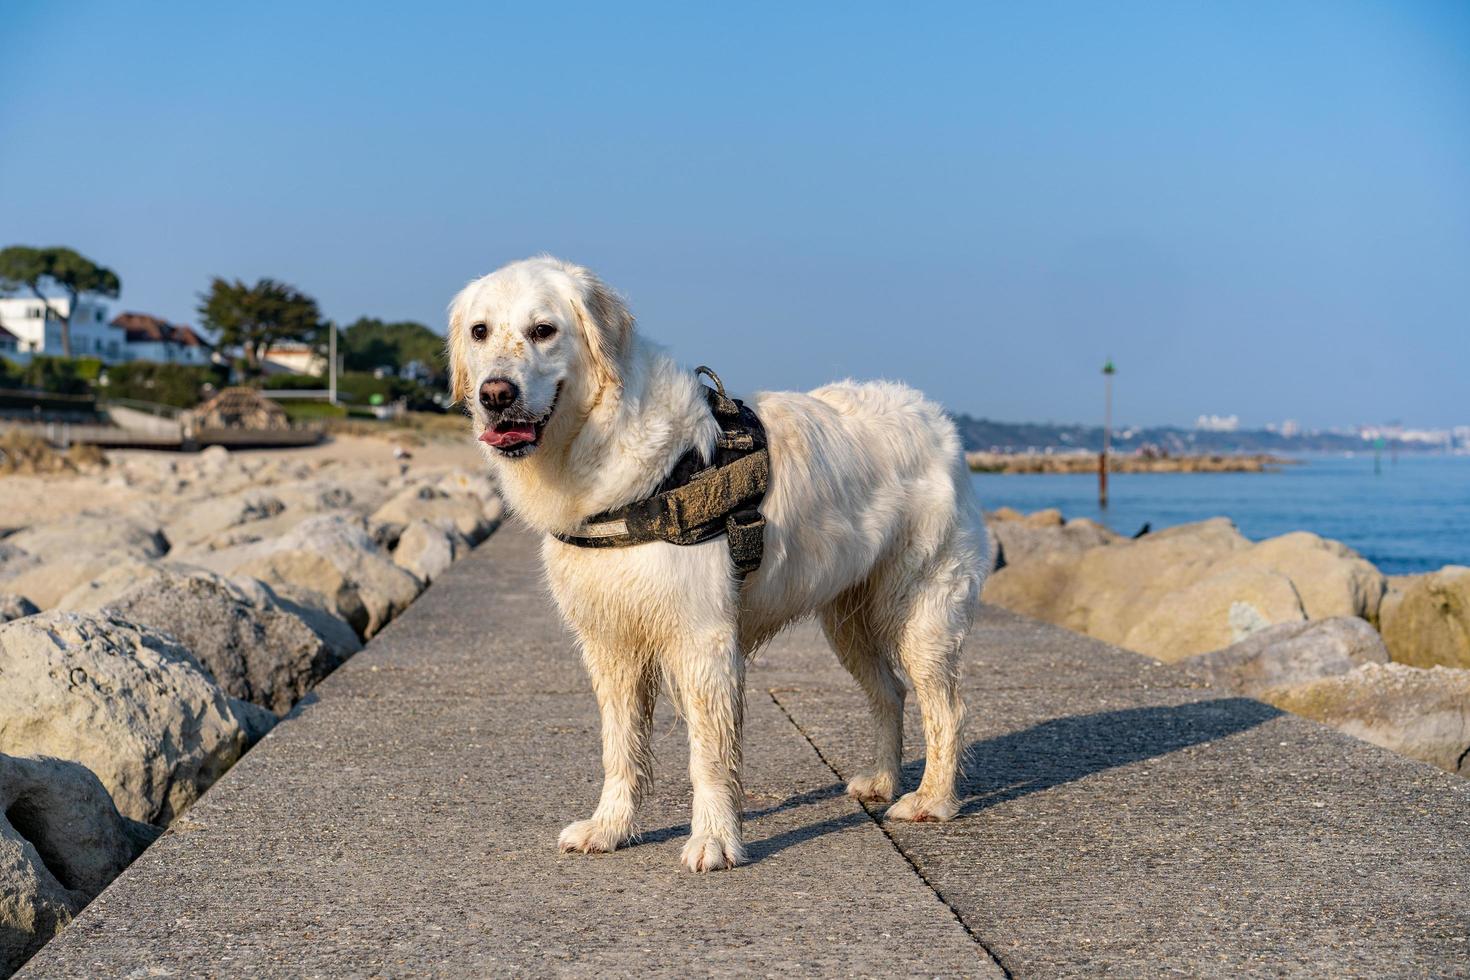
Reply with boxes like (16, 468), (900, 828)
(228, 577), (363, 664)
(4, 555), (168, 610)
(5, 513), (168, 562)
(55, 559), (207, 611)
(987, 512), (1119, 570)
(270, 475), (399, 518)
(1179, 617), (1390, 697)
(393, 520), (466, 584)
(0, 613), (274, 825)
(985, 518), (1251, 644)
(1377, 573), (1424, 628)
(161, 489), (286, 549)
(0, 594), (38, 623)
(0, 753), (158, 975)
(88, 569), (348, 714)
(1120, 566), (1307, 661)
(434, 467), (498, 506)
(989, 506), (1063, 526)
(371, 485), (494, 544)
(0, 512), (173, 609)
(199, 515), (422, 638)
(0, 540), (40, 584)
(1205, 531), (1386, 622)
(1379, 566), (1470, 669)
(1268, 663), (1470, 776)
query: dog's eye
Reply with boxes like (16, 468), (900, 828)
(470, 323), (488, 342)
(531, 322), (558, 342)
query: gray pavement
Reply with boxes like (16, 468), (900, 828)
(22, 524), (1470, 978)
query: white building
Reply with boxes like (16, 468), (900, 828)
(0, 324), (17, 357)
(262, 341), (327, 376)
(112, 312), (213, 365)
(0, 296), (124, 361)
(1194, 413), (1241, 432)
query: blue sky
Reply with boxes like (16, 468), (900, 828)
(2, 1), (1467, 428)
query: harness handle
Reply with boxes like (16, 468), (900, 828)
(694, 366), (740, 418)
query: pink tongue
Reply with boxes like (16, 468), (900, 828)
(479, 423), (536, 448)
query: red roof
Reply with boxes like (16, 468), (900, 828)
(170, 325), (208, 348)
(112, 312), (212, 349)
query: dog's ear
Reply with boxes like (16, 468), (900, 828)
(567, 266), (634, 390)
(445, 284), (474, 404)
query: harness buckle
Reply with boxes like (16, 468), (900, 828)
(725, 508), (766, 577)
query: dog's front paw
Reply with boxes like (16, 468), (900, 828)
(680, 832), (747, 872)
(885, 791), (959, 823)
(558, 818), (628, 855)
(846, 772), (898, 804)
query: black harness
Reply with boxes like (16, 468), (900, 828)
(553, 367), (769, 578)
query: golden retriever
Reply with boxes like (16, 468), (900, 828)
(447, 256), (988, 871)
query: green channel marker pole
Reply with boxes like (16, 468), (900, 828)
(1100, 358), (1116, 508)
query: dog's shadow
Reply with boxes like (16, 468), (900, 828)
(639, 697), (1282, 863)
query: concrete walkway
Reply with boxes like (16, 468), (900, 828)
(22, 525), (1470, 978)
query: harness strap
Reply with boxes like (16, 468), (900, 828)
(553, 367), (768, 578)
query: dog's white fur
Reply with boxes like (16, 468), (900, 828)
(448, 256), (989, 871)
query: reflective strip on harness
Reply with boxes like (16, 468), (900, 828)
(577, 517), (631, 539)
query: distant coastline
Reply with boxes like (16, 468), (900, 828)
(951, 414), (1469, 456)
(967, 450), (1290, 474)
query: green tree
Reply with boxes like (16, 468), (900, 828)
(0, 245), (122, 358)
(341, 317), (447, 381)
(197, 277), (322, 375)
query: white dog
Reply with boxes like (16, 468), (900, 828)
(448, 257), (988, 872)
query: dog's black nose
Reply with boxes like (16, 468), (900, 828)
(479, 378), (519, 410)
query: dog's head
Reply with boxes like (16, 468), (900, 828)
(447, 256), (633, 459)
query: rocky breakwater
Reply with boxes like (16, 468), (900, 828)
(0, 440), (502, 974)
(984, 508), (1470, 778)
(967, 451), (1289, 474)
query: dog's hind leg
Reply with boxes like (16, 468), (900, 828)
(884, 564), (974, 824)
(821, 589), (905, 805)
(671, 633), (748, 872)
(559, 646), (658, 855)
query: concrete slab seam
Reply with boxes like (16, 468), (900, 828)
(766, 688), (1015, 979)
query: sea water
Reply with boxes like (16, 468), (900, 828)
(970, 454), (1470, 575)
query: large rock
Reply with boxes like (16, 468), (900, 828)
(1206, 531), (1386, 622)
(0, 541), (40, 584)
(986, 509), (1120, 570)
(371, 485), (494, 544)
(3, 555), (167, 610)
(89, 569), (347, 714)
(0, 754), (158, 975)
(228, 577), (363, 665)
(5, 514), (167, 562)
(393, 520), (466, 585)
(985, 518), (1251, 645)
(56, 562), (180, 612)
(1121, 566), (1307, 661)
(270, 475), (401, 518)
(161, 490), (286, 549)
(1268, 663), (1470, 776)
(434, 468), (501, 510)
(62, 567), (361, 705)
(1179, 617), (1390, 697)
(0, 613), (274, 825)
(199, 515), (422, 638)
(0, 594), (38, 623)
(1375, 574), (1421, 632)
(1379, 565), (1470, 669)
